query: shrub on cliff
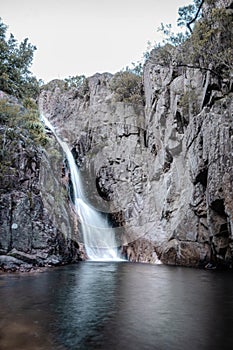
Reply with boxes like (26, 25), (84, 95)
(64, 75), (86, 89)
(0, 98), (48, 146)
(110, 71), (144, 104)
(41, 76), (90, 102)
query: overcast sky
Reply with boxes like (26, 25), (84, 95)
(1, 0), (190, 83)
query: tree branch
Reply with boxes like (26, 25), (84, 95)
(187, 0), (205, 33)
(177, 63), (222, 78)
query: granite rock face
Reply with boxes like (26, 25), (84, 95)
(143, 57), (232, 267)
(140, 0), (233, 267)
(0, 92), (80, 271)
(15, 0), (231, 268)
(39, 57), (232, 267)
(39, 74), (165, 261)
(1, 2), (232, 270)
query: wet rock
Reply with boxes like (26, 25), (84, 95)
(8, 249), (39, 265)
(0, 255), (32, 272)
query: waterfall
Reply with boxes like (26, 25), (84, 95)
(41, 115), (122, 261)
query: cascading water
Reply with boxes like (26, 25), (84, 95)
(41, 115), (122, 261)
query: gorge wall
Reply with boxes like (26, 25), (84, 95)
(39, 75), (164, 264)
(39, 53), (232, 267)
(0, 92), (81, 271)
(143, 55), (232, 267)
(1, 0), (232, 270)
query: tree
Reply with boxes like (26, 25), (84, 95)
(151, 0), (232, 79)
(123, 0), (205, 77)
(177, 0), (204, 33)
(0, 18), (39, 99)
(187, 4), (233, 77)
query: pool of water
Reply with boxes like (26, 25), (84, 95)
(1, 262), (233, 350)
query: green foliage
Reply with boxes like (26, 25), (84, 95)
(149, 1), (232, 79)
(64, 75), (85, 89)
(153, 44), (177, 66)
(181, 6), (233, 77)
(77, 78), (90, 99)
(124, 61), (144, 76)
(0, 99), (48, 146)
(177, 0), (203, 30)
(0, 99), (21, 125)
(22, 97), (38, 110)
(23, 101), (49, 146)
(41, 75), (89, 100)
(124, 0), (200, 71)
(0, 99), (47, 192)
(157, 23), (189, 46)
(0, 18), (39, 99)
(41, 79), (67, 92)
(110, 71), (144, 104)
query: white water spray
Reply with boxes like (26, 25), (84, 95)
(41, 115), (122, 261)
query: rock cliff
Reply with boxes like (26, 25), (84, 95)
(0, 92), (80, 271)
(39, 60), (232, 267)
(39, 75), (165, 264)
(39, 0), (233, 267)
(143, 56), (232, 267)
(1, 0), (232, 269)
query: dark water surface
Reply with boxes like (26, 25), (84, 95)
(1, 262), (233, 350)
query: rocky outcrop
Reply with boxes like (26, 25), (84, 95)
(0, 1), (231, 270)
(143, 57), (232, 267)
(0, 92), (81, 271)
(29, 0), (233, 268)
(39, 57), (232, 268)
(140, 0), (233, 267)
(39, 74), (166, 261)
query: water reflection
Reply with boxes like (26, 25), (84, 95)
(1, 263), (233, 350)
(0, 271), (64, 350)
(53, 262), (120, 349)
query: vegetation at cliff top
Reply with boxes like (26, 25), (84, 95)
(64, 75), (86, 89)
(114, 0), (232, 114)
(110, 71), (144, 105)
(1, 0), (231, 104)
(0, 17), (41, 99)
(153, 0), (232, 79)
(127, 0), (232, 79)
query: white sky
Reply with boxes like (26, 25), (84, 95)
(0, 0), (190, 83)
